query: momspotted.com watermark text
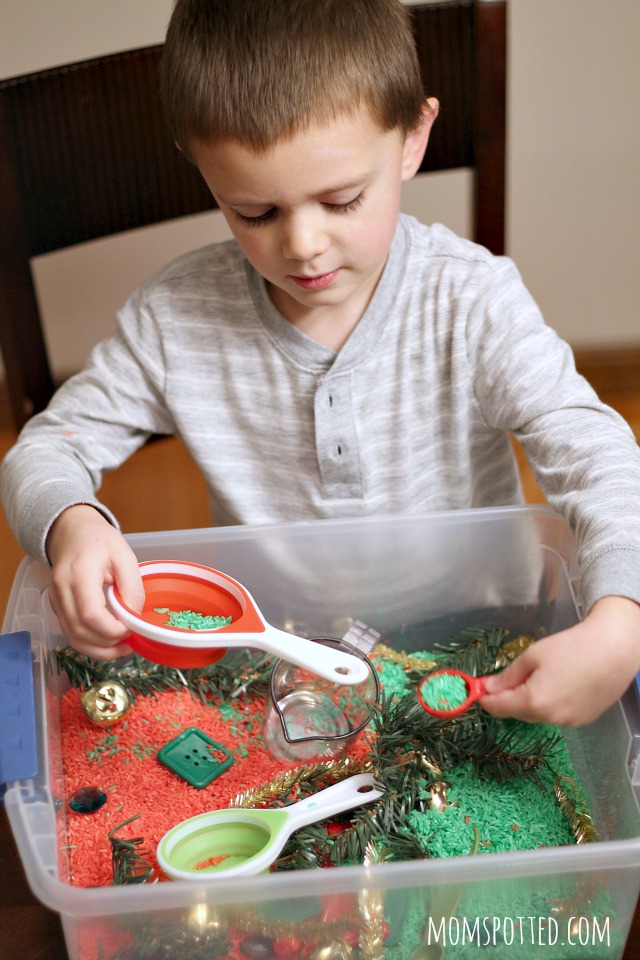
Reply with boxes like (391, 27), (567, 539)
(424, 914), (611, 950)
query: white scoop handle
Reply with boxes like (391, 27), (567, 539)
(222, 625), (370, 684)
(239, 772), (383, 877)
(106, 565), (370, 685)
(278, 772), (382, 831)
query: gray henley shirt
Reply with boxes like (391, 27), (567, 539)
(2, 215), (640, 613)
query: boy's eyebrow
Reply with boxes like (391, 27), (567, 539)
(218, 174), (371, 207)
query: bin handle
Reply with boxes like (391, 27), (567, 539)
(0, 632), (37, 790)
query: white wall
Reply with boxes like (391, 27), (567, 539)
(508, 0), (640, 350)
(1, 0), (638, 380)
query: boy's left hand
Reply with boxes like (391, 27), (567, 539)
(480, 596), (640, 726)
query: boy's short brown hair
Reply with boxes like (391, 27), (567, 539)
(160, 0), (425, 154)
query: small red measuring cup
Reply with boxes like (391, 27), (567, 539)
(107, 560), (369, 684)
(417, 668), (488, 718)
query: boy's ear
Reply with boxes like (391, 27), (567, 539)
(175, 140), (197, 165)
(401, 98), (439, 181)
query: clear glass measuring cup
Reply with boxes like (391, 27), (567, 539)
(263, 637), (380, 762)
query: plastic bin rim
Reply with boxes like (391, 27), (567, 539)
(122, 505), (577, 558)
(6, 785), (640, 917)
(2, 504), (576, 634)
(123, 504), (567, 540)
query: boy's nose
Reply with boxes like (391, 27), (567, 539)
(281, 211), (329, 262)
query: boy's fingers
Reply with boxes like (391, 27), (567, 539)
(111, 557), (146, 614)
(482, 652), (534, 694)
(481, 688), (536, 722)
(51, 564), (131, 650)
(66, 586), (132, 646)
(480, 653), (547, 722)
(70, 637), (134, 662)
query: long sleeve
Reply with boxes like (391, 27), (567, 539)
(2, 220), (639, 615)
(1, 285), (174, 564)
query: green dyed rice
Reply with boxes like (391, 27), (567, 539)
(153, 608), (232, 630)
(422, 672), (468, 710)
(409, 760), (575, 858)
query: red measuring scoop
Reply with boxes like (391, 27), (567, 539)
(107, 560), (369, 684)
(417, 668), (488, 718)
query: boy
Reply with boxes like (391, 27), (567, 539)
(2, 0), (640, 727)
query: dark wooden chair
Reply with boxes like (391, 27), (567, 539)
(0, 0), (506, 431)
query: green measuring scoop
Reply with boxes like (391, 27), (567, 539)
(156, 773), (382, 881)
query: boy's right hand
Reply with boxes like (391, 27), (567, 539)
(46, 504), (145, 660)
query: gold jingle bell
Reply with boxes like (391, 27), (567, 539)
(81, 681), (130, 725)
(311, 939), (354, 960)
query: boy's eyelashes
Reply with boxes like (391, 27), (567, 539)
(232, 192), (366, 228)
(234, 207), (278, 227)
(330, 192), (366, 215)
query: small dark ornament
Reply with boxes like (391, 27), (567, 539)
(69, 785), (107, 813)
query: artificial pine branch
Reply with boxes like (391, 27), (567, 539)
(109, 815), (154, 884)
(55, 645), (274, 703)
(465, 722), (562, 787)
(330, 806), (428, 867)
(275, 822), (331, 870)
(330, 806), (387, 866)
(278, 777), (429, 871)
(433, 625), (508, 676)
(369, 677), (561, 792)
(368, 692), (484, 775)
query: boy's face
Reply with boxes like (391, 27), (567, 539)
(190, 104), (434, 344)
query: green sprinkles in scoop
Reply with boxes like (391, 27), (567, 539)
(423, 672), (468, 710)
(153, 608), (232, 630)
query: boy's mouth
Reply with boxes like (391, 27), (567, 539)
(290, 269), (340, 291)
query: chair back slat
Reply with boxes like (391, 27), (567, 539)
(1, 47), (214, 257)
(412, 0), (475, 173)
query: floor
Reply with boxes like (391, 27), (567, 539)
(1, 375), (639, 959)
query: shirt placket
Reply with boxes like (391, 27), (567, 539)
(314, 375), (363, 499)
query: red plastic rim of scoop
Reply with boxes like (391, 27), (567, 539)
(111, 560), (266, 669)
(417, 668), (488, 719)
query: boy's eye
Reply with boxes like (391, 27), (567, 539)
(233, 192), (366, 228)
(326, 192), (366, 214)
(233, 207), (277, 227)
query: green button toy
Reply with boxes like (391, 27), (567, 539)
(158, 727), (234, 789)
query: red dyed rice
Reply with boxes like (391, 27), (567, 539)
(61, 687), (369, 887)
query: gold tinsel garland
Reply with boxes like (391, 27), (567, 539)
(554, 773), (599, 844)
(230, 756), (373, 808)
(493, 634), (535, 669)
(372, 643), (437, 672)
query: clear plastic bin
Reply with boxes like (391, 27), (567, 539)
(3, 506), (640, 959)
